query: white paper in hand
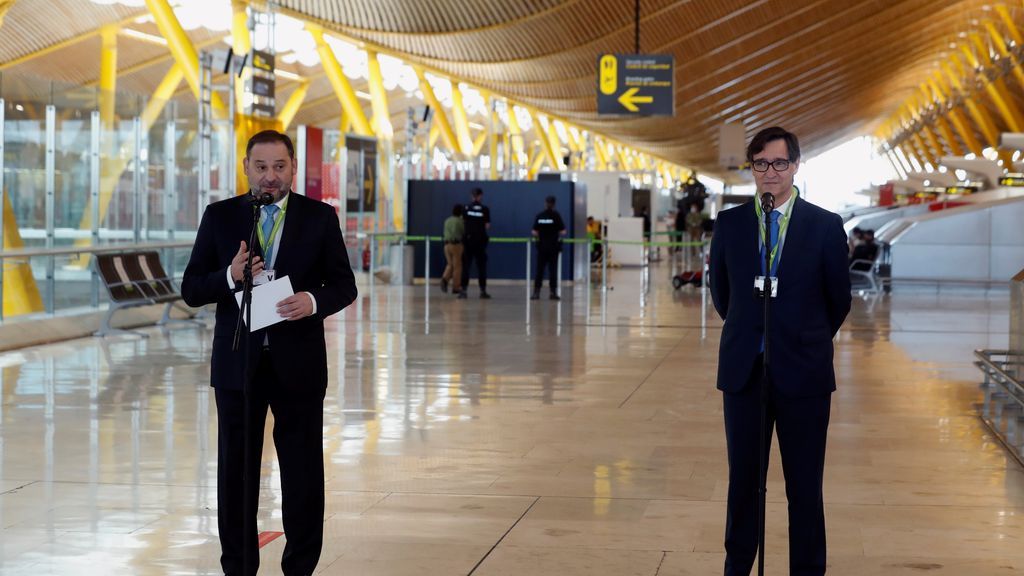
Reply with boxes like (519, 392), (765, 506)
(234, 275), (294, 331)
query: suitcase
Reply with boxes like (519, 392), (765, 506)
(672, 270), (703, 289)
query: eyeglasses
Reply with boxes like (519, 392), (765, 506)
(751, 159), (791, 172)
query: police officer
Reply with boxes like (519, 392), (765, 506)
(531, 195), (567, 300)
(461, 187), (491, 299)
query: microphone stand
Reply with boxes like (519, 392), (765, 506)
(232, 193), (269, 575)
(756, 191), (774, 576)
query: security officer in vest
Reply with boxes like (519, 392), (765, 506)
(461, 187), (492, 299)
(531, 195), (567, 300)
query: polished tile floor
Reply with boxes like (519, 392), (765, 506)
(0, 262), (1017, 575)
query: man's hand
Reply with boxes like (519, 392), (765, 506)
(277, 292), (313, 320)
(230, 240), (263, 283)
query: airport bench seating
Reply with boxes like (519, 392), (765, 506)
(94, 251), (200, 337)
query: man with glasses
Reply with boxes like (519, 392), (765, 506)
(709, 127), (851, 576)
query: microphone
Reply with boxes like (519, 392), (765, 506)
(250, 192), (274, 206)
(760, 192), (775, 213)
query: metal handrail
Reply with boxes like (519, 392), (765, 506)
(975, 349), (1024, 397)
(0, 241), (195, 260)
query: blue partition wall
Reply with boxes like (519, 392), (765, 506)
(407, 180), (580, 282)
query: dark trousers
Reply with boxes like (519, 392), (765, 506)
(215, 351), (326, 576)
(534, 246), (559, 294)
(722, 356), (831, 576)
(462, 241), (488, 291)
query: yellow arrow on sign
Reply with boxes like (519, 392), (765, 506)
(617, 87), (653, 112)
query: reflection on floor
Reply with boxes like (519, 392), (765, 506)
(0, 263), (1017, 575)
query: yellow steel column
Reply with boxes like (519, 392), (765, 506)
(428, 122), (440, 149)
(941, 61), (1000, 147)
(963, 34), (1024, 132)
(528, 109), (560, 172)
(913, 90), (949, 158)
(984, 20), (1024, 91)
(3, 191), (45, 316)
(145, 0), (226, 113)
(99, 25), (118, 132)
(308, 24), (373, 137)
(0, 1), (15, 28)
(277, 81), (310, 131)
(486, 93), (500, 180)
(506, 103), (525, 163)
(414, 66), (459, 154)
(910, 133), (937, 168)
(366, 50), (393, 140)
(450, 82), (474, 156)
(140, 63), (184, 128)
(594, 136), (609, 170)
(922, 82), (964, 156)
(231, 0), (250, 113)
(931, 73), (983, 155)
(544, 117), (565, 171)
(471, 131), (487, 156)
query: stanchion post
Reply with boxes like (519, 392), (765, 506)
(369, 235), (376, 297)
(525, 240), (532, 302)
(425, 236), (431, 322)
(601, 238), (608, 324)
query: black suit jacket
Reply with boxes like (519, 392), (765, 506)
(182, 192), (357, 393)
(709, 196), (851, 397)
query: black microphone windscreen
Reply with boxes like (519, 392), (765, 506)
(760, 192), (775, 212)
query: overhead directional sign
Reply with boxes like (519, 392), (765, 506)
(597, 54), (674, 116)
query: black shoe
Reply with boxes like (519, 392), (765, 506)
(440, 278), (449, 293)
(480, 292), (492, 299)
(457, 291), (467, 299)
(530, 292), (540, 300)
(549, 293), (560, 301)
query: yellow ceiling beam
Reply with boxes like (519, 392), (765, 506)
(277, 80), (310, 131)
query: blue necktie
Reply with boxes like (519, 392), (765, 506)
(261, 205), (279, 265)
(760, 210), (781, 276)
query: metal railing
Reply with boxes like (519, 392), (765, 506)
(0, 241), (195, 322)
(975, 349), (1024, 465)
(360, 232), (710, 325)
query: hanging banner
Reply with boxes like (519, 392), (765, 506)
(597, 54), (675, 116)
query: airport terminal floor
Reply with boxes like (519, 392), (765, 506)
(0, 261), (1017, 575)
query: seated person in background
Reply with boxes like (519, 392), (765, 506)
(849, 226), (864, 256)
(850, 229), (878, 271)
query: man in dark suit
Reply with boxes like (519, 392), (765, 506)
(182, 130), (357, 576)
(709, 127), (851, 576)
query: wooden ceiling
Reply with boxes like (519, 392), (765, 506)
(2, 0), (1021, 177)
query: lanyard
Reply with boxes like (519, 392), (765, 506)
(754, 187), (797, 275)
(256, 196), (288, 257)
